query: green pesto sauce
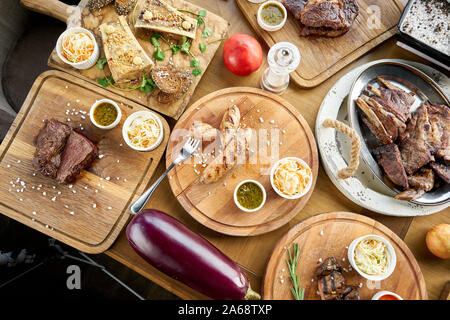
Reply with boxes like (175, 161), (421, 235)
(93, 102), (118, 126)
(261, 4), (284, 26)
(236, 182), (263, 210)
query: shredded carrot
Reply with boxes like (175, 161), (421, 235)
(61, 32), (94, 63)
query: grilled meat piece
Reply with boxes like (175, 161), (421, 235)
(317, 270), (346, 300)
(369, 78), (415, 123)
(56, 131), (98, 184)
(315, 257), (342, 277)
(281, 0), (358, 37)
(373, 144), (409, 189)
(394, 188), (426, 201)
(407, 168), (435, 192)
(300, 0), (358, 30)
(399, 138), (434, 176)
(430, 162), (450, 184)
(356, 97), (392, 144)
(427, 103), (450, 161)
(342, 285), (360, 300)
(32, 119), (72, 179)
(280, 0), (307, 19)
(365, 97), (406, 142)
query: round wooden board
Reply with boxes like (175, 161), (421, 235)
(263, 212), (428, 300)
(166, 87), (319, 236)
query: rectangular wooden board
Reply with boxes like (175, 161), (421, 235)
(0, 70), (169, 253)
(236, 0), (406, 88)
(48, 0), (229, 119)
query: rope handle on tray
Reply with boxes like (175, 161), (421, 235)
(322, 119), (361, 179)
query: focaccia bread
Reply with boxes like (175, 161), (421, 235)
(99, 16), (154, 83)
(135, 0), (197, 39)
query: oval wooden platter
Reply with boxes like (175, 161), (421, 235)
(166, 87), (319, 236)
(263, 212), (428, 300)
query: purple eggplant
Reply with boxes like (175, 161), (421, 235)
(126, 209), (260, 300)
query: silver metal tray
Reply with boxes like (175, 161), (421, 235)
(347, 61), (450, 206)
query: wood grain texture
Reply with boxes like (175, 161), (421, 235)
(263, 212), (428, 300)
(0, 70), (169, 253)
(166, 87), (319, 236)
(236, 0), (405, 88)
(40, 0), (229, 119)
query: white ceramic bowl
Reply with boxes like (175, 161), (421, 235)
(56, 27), (99, 70)
(372, 291), (403, 300)
(270, 157), (313, 199)
(348, 234), (397, 281)
(234, 179), (266, 212)
(257, 1), (287, 32)
(122, 110), (164, 152)
(89, 99), (122, 130)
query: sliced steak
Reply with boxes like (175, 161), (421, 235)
(317, 270), (346, 300)
(32, 119), (72, 178)
(56, 131), (98, 184)
(407, 168), (435, 192)
(373, 144), (409, 189)
(356, 97), (393, 144)
(315, 257), (342, 277)
(430, 162), (450, 184)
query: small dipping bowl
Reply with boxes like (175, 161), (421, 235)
(348, 234), (397, 282)
(234, 179), (266, 212)
(89, 99), (122, 130)
(257, 1), (287, 32)
(56, 27), (99, 70)
(372, 291), (403, 300)
(270, 157), (312, 200)
(122, 110), (164, 152)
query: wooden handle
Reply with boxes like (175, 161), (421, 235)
(20, 0), (73, 23)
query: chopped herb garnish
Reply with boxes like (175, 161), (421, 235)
(150, 33), (162, 47)
(96, 58), (107, 70)
(198, 10), (207, 17)
(199, 42), (206, 53)
(154, 47), (165, 61)
(180, 36), (192, 55)
(190, 59), (199, 67)
(140, 75), (156, 93)
(202, 26), (212, 38)
(192, 68), (202, 76)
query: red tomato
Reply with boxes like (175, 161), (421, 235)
(223, 34), (263, 76)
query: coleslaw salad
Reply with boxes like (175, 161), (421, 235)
(348, 235), (397, 281)
(270, 157), (312, 199)
(56, 27), (99, 70)
(122, 111), (164, 151)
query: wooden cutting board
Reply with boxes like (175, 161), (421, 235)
(166, 87), (319, 236)
(263, 212), (428, 300)
(21, 0), (229, 119)
(236, 0), (406, 88)
(0, 70), (169, 253)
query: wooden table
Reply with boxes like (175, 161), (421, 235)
(105, 0), (450, 300)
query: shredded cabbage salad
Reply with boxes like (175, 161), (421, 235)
(273, 158), (311, 197)
(127, 115), (160, 149)
(61, 32), (94, 63)
(354, 239), (389, 276)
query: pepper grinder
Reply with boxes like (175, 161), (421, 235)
(260, 42), (301, 95)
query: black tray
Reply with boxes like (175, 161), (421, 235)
(397, 0), (450, 67)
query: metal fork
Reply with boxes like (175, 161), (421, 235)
(130, 137), (200, 215)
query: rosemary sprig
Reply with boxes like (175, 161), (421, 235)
(286, 243), (305, 300)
